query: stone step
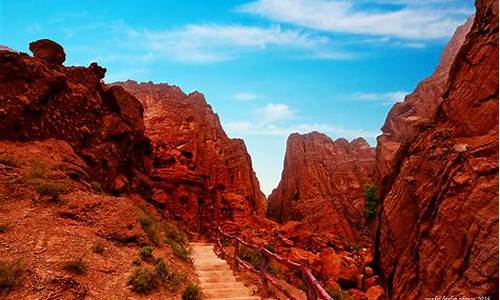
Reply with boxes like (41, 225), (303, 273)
(200, 281), (247, 290)
(203, 287), (253, 298)
(190, 241), (261, 300)
(208, 298), (261, 300)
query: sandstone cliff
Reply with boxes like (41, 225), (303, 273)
(114, 80), (266, 231)
(0, 41), (198, 299)
(0, 39), (151, 193)
(375, 1), (498, 298)
(268, 132), (375, 242)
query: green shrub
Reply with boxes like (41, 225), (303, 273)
(0, 259), (24, 294)
(137, 211), (160, 245)
(35, 181), (71, 202)
(238, 246), (260, 269)
(182, 283), (202, 300)
(91, 242), (105, 254)
(0, 154), (20, 167)
(90, 181), (104, 195)
(128, 267), (158, 293)
(364, 184), (378, 220)
(352, 244), (362, 251)
(139, 246), (154, 259)
(62, 258), (87, 275)
(28, 160), (48, 179)
(170, 243), (190, 261)
(155, 258), (184, 290)
(163, 222), (187, 245)
(128, 258), (186, 294)
(326, 287), (352, 300)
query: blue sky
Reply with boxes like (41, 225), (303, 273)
(0, 0), (474, 195)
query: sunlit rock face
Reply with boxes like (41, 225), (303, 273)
(375, 0), (498, 298)
(0, 40), (151, 193)
(267, 131), (376, 243)
(114, 80), (266, 231)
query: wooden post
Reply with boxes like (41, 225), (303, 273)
(301, 262), (317, 300)
(234, 240), (240, 271)
(259, 249), (269, 297)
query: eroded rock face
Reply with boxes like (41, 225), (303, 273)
(268, 132), (375, 242)
(376, 16), (474, 195)
(0, 40), (151, 192)
(375, 1), (498, 298)
(113, 80), (266, 231)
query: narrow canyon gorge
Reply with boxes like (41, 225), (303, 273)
(0, 0), (497, 299)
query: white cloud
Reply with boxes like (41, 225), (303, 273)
(233, 92), (260, 101)
(130, 24), (346, 63)
(237, 0), (472, 40)
(351, 91), (409, 105)
(258, 103), (296, 123)
(224, 103), (379, 140)
(225, 121), (380, 139)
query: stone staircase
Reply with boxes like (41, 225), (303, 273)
(190, 242), (261, 300)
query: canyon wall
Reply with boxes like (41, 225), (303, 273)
(114, 80), (266, 231)
(0, 39), (151, 193)
(375, 0), (498, 298)
(268, 132), (375, 242)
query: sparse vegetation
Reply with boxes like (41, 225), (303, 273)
(163, 222), (188, 245)
(90, 181), (104, 195)
(326, 287), (352, 300)
(351, 244), (362, 251)
(137, 210), (161, 245)
(91, 241), (105, 254)
(128, 258), (186, 294)
(162, 222), (190, 261)
(364, 184), (378, 220)
(0, 259), (24, 295)
(62, 258), (87, 275)
(171, 243), (190, 261)
(181, 283), (202, 300)
(34, 181), (71, 202)
(128, 267), (158, 293)
(0, 154), (20, 167)
(20, 160), (71, 202)
(139, 246), (154, 259)
(238, 245), (261, 269)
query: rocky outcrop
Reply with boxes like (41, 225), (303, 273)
(376, 16), (474, 194)
(113, 80), (266, 231)
(268, 132), (375, 242)
(0, 40), (151, 193)
(375, 1), (498, 298)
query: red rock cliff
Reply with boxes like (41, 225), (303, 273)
(268, 132), (375, 242)
(114, 80), (266, 231)
(375, 0), (498, 298)
(0, 39), (151, 193)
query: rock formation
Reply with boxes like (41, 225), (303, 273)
(113, 80), (266, 231)
(268, 132), (375, 242)
(375, 1), (498, 298)
(376, 16), (474, 194)
(0, 40), (151, 193)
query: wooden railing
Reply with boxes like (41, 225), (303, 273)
(214, 226), (333, 300)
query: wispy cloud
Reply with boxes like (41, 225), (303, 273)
(232, 92), (260, 101)
(351, 91), (408, 105)
(224, 102), (379, 140)
(237, 0), (472, 40)
(258, 103), (296, 123)
(225, 120), (380, 139)
(128, 24), (350, 63)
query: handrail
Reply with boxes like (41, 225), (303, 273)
(215, 226), (333, 300)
